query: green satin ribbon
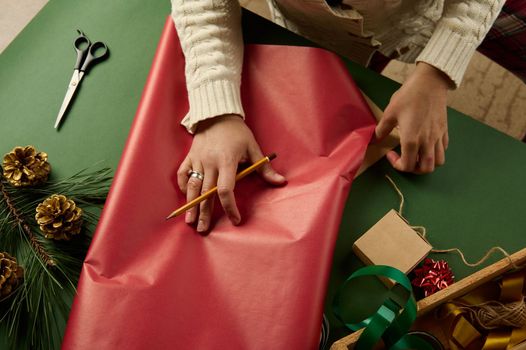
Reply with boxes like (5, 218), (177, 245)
(333, 265), (435, 350)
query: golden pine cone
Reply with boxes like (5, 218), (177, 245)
(2, 146), (51, 187)
(0, 252), (24, 299)
(35, 194), (83, 241)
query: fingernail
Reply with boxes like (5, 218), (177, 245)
(231, 215), (241, 225)
(273, 174), (285, 182)
(185, 212), (192, 224)
(386, 152), (396, 162)
(424, 158), (434, 169)
(197, 220), (206, 232)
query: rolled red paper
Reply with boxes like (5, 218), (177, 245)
(62, 18), (376, 349)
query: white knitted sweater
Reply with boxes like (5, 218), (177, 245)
(171, 0), (504, 133)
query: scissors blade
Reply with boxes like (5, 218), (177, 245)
(54, 70), (84, 129)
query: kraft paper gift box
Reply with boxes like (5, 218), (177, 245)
(353, 209), (432, 283)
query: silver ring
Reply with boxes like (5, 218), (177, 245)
(188, 170), (204, 181)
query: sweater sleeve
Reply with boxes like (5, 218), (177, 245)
(416, 0), (505, 88)
(171, 0), (245, 133)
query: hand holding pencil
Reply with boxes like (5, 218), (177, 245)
(174, 115), (286, 232)
(167, 153), (278, 220)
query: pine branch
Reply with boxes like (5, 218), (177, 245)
(0, 166), (112, 350)
(0, 181), (55, 267)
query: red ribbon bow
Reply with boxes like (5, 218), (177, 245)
(412, 258), (455, 297)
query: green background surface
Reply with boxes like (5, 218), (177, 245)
(1, 1), (526, 348)
(0, 0), (169, 179)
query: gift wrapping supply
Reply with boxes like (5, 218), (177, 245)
(440, 270), (526, 350)
(62, 17), (376, 349)
(333, 265), (435, 350)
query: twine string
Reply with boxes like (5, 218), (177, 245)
(457, 299), (526, 330)
(385, 175), (517, 269)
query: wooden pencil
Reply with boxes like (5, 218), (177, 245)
(166, 153), (277, 220)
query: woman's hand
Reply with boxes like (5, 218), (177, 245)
(375, 62), (451, 174)
(177, 114), (286, 232)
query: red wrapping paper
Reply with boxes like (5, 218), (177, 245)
(62, 18), (375, 349)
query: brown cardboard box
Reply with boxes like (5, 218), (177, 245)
(352, 209), (432, 280)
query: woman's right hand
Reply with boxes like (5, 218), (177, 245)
(177, 114), (287, 232)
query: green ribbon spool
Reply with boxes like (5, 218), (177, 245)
(333, 265), (435, 350)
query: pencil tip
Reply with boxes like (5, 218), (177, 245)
(268, 152), (277, 161)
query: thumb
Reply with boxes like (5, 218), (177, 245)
(248, 144), (286, 185)
(375, 115), (397, 142)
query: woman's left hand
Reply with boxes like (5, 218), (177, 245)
(375, 62), (451, 174)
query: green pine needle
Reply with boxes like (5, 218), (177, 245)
(0, 167), (111, 350)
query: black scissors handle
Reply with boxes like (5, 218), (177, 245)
(80, 41), (109, 73)
(73, 30), (90, 70)
(73, 30), (109, 73)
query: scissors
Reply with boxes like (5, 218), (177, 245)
(55, 30), (109, 129)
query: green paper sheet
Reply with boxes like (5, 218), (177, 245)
(0, 0), (169, 179)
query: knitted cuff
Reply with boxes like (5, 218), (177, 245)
(181, 80), (245, 134)
(416, 26), (477, 89)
